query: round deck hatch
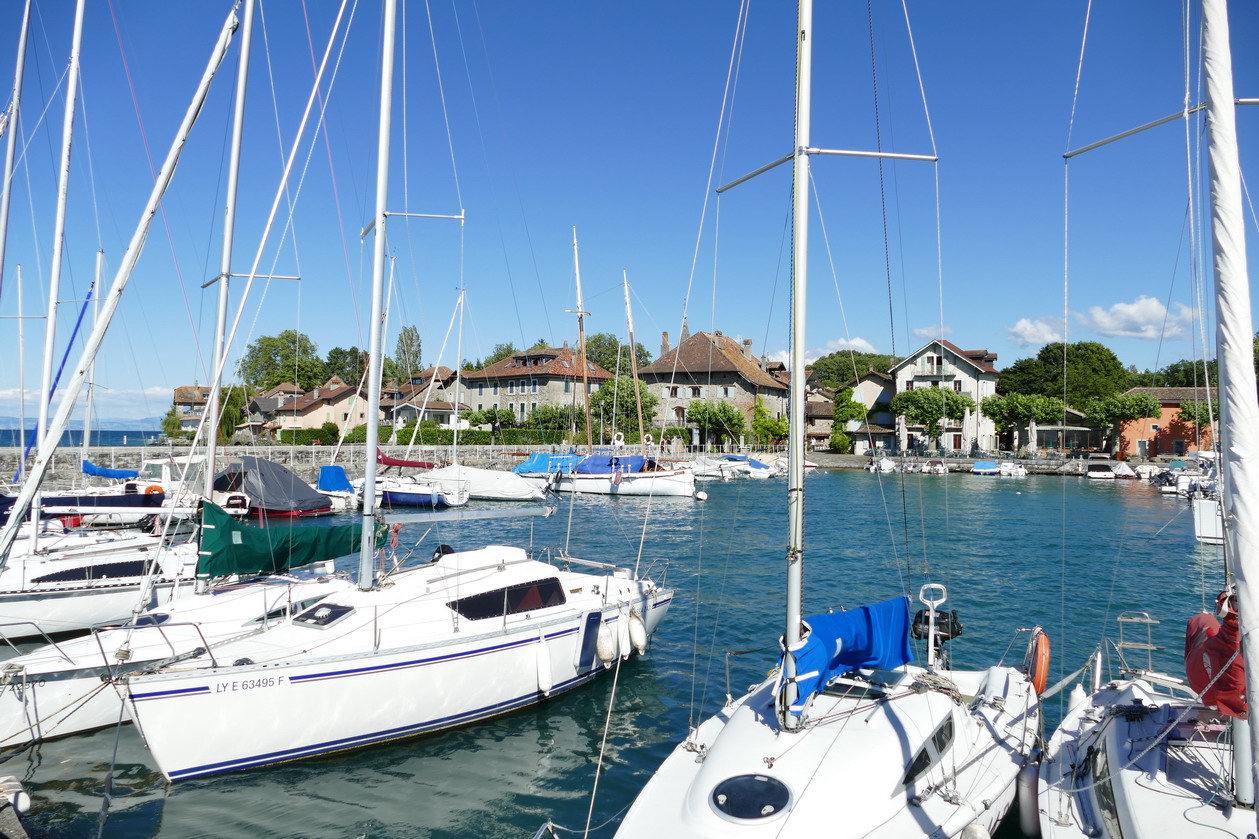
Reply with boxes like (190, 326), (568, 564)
(710, 774), (791, 820)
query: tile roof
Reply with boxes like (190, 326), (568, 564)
(463, 346), (613, 381)
(274, 377), (363, 415)
(640, 331), (787, 391)
(261, 382), (304, 397)
(173, 385), (211, 405)
(1124, 386), (1219, 404)
(890, 340), (999, 375)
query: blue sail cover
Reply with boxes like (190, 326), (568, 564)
(82, 460), (139, 479)
(574, 454), (646, 474)
(782, 596), (913, 716)
(512, 453), (584, 475)
(316, 465), (354, 493)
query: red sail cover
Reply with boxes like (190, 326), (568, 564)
(1184, 604), (1247, 718)
(376, 450), (435, 469)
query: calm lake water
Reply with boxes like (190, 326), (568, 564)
(0, 430), (161, 449)
(8, 469), (1216, 838)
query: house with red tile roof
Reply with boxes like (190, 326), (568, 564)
(1118, 386), (1217, 459)
(462, 346), (612, 425)
(639, 330), (788, 434)
(266, 376), (377, 435)
(888, 340), (1000, 451)
(172, 385), (212, 432)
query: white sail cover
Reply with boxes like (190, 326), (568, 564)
(426, 465), (544, 501)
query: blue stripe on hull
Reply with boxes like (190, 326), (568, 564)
(165, 668), (605, 780)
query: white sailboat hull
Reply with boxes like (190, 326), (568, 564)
(125, 546), (672, 781)
(520, 469), (696, 497)
(615, 664), (1037, 837)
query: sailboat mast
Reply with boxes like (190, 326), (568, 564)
(0, 0), (31, 300)
(204, 0), (255, 501)
(572, 227), (593, 451)
(623, 272), (646, 456)
(453, 288), (465, 464)
(1201, 0), (1259, 810)
(81, 250), (101, 461)
(358, 0), (398, 592)
(36, 0), (86, 458)
(782, 0), (813, 730)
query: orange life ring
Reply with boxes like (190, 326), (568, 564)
(1024, 627), (1051, 694)
(145, 485), (163, 496)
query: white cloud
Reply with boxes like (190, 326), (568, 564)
(1082, 295), (1192, 339)
(768, 337), (879, 369)
(0, 386), (173, 420)
(1006, 317), (1063, 347)
(912, 324), (953, 340)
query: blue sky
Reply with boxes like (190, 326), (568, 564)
(0, 1), (1255, 420)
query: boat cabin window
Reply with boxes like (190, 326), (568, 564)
(1090, 739), (1124, 838)
(250, 596), (330, 626)
(137, 462), (165, 481)
(294, 602), (355, 629)
(132, 613), (172, 627)
(33, 559), (152, 584)
(710, 774), (791, 821)
(903, 714), (954, 786)
(447, 578), (566, 621)
(821, 680), (885, 702)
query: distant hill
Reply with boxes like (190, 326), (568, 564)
(0, 416), (163, 431)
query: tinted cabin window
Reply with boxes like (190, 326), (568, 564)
(448, 578), (566, 620)
(34, 559), (151, 584)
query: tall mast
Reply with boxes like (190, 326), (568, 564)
(782, 0), (813, 731)
(571, 227), (593, 452)
(36, 0), (86, 457)
(358, 0), (398, 591)
(623, 272), (646, 456)
(204, 0), (255, 501)
(1201, 0), (1259, 812)
(452, 288), (465, 465)
(0, 0), (32, 300)
(0, 7), (242, 568)
(81, 249), (101, 461)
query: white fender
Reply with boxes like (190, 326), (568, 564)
(596, 621), (617, 665)
(536, 630), (553, 696)
(1016, 760), (1041, 837)
(618, 608), (632, 660)
(628, 612), (648, 654)
(1067, 683), (1087, 715)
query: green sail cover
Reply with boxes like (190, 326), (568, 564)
(197, 502), (382, 578)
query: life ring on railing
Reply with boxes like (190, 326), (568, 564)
(144, 485), (163, 496)
(643, 434), (653, 446)
(1023, 626), (1051, 694)
(612, 432), (626, 447)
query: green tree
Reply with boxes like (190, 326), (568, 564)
(890, 388), (975, 445)
(1177, 400), (1217, 432)
(751, 396), (789, 444)
(810, 351), (901, 389)
(217, 386), (248, 444)
(393, 325), (423, 375)
(995, 356), (1054, 397)
(527, 404), (578, 431)
(237, 330), (326, 391)
(479, 342), (518, 369)
(527, 337), (549, 351)
(324, 346), (366, 384)
(588, 376), (658, 440)
(318, 420), (340, 445)
(831, 386), (868, 425)
(1080, 392), (1161, 456)
(1155, 358), (1217, 388)
(161, 405), (182, 437)
(828, 427), (852, 453)
(979, 393), (1064, 450)
(1003, 342), (1130, 408)
(686, 400), (745, 445)
(463, 407), (516, 436)
(583, 333), (652, 376)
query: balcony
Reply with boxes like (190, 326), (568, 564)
(911, 360), (956, 379)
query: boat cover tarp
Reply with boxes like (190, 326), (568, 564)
(317, 465), (354, 493)
(82, 460), (139, 479)
(426, 464), (544, 501)
(780, 596), (914, 717)
(723, 454), (770, 470)
(513, 452), (584, 475)
(1185, 599), (1246, 718)
(377, 450), (436, 469)
(1112, 462), (1138, 478)
(575, 454), (647, 474)
(213, 456), (329, 514)
(197, 501), (381, 578)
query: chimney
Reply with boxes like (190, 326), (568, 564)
(680, 316), (690, 343)
(742, 338), (754, 359)
(312, 388), (321, 400)
(661, 331), (670, 357)
(563, 340), (570, 349)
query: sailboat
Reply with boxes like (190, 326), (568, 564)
(1037, 1), (1259, 835)
(120, 0), (672, 782)
(611, 2), (1045, 835)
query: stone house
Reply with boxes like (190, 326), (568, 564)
(888, 340), (1000, 452)
(172, 385), (212, 432)
(639, 330), (788, 437)
(844, 369), (898, 454)
(1118, 386), (1217, 459)
(461, 346), (611, 425)
(268, 376), (377, 435)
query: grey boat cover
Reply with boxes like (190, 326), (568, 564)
(213, 456), (329, 514)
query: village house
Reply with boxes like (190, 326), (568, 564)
(382, 366), (470, 429)
(236, 382), (305, 439)
(845, 368), (897, 454)
(266, 376), (377, 437)
(172, 385), (212, 432)
(888, 340), (1001, 452)
(1118, 386), (1217, 459)
(639, 329), (788, 436)
(461, 346), (611, 424)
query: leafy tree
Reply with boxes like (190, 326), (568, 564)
(1177, 400), (1217, 431)
(810, 351), (901, 389)
(479, 342), (518, 369)
(1080, 392), (1161, 455)
(832, 386), (868, 425)
(995, 357), (1054, 397)
(979, 393), (1064, 450)
(527, 404), (579, 431)
(217, 386), (248, 444)
(890, 388), (975, 445)
(161, 405), (182, 437)
(462, 408), (516, 435)
(527, 337), (549, 351)
(589, 375), (658, 440)
(238, 330), (326, 391)
(583, 333), (652, 376)
(318, 420), (340, 445)
(751, 396), (789, 445)
(324, 346), (366, 385)
(997, 342), (1130, 409)
(686, 400), (745, 445)
(1155, 358), (1217, 389)
(393, 325), (423, 375)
